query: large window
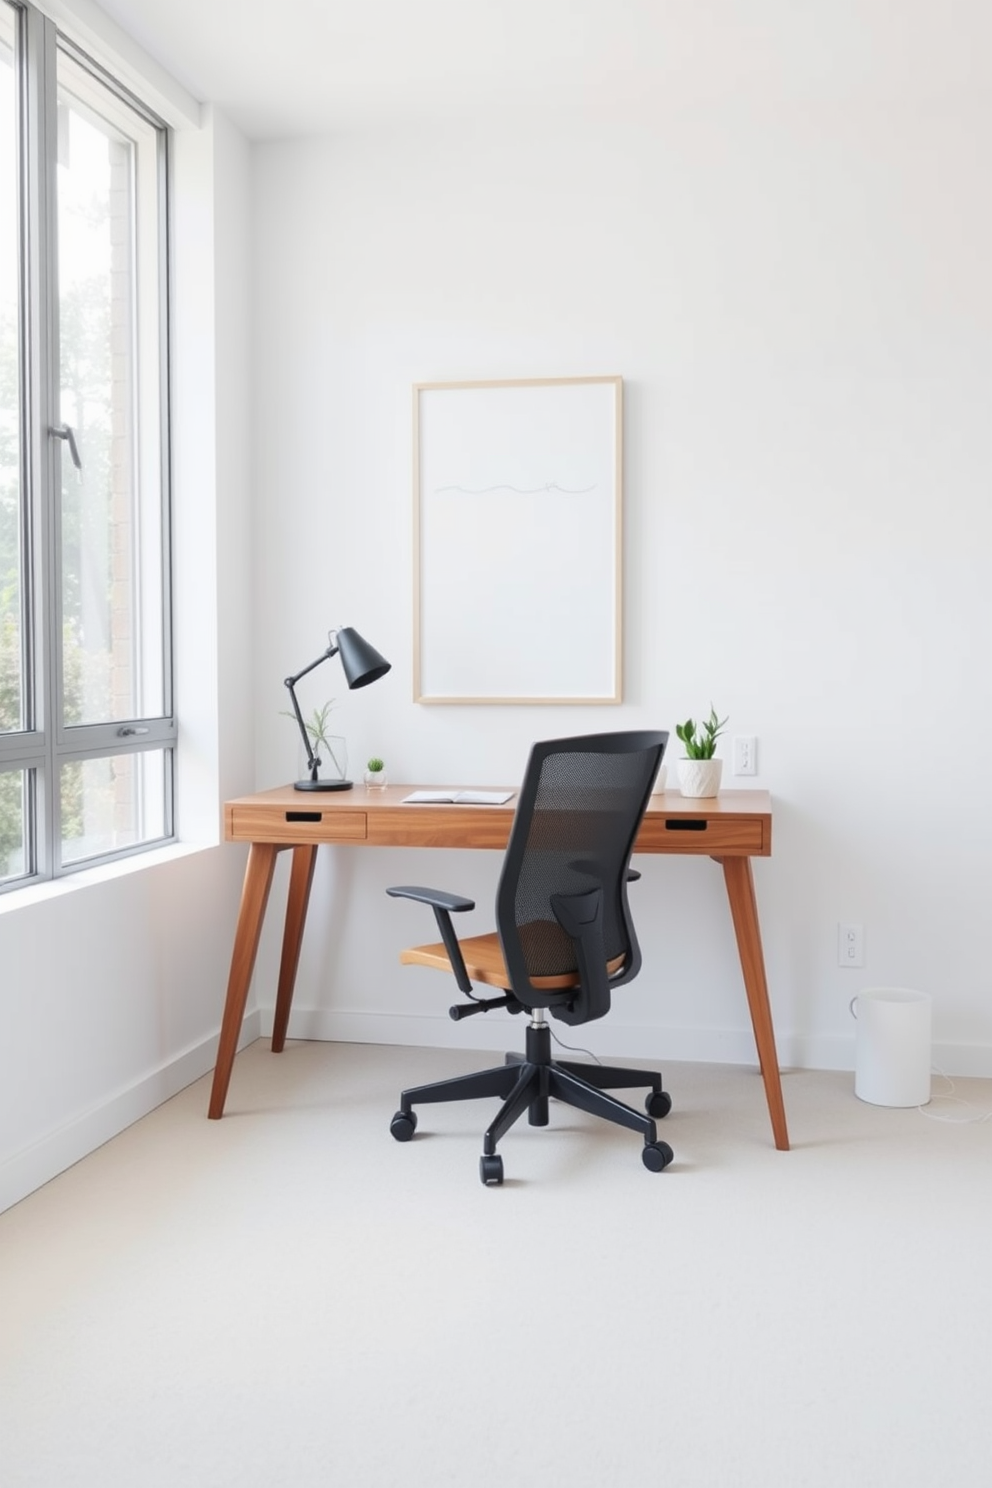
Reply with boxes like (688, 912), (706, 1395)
(0, 0), (173, 892)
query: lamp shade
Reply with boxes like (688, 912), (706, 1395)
(336, 626), (391, 688)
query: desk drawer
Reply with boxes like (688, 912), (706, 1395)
(226, 803), (368, 845)
(367, 807), (512, 851)
(635, 815), (768, 856)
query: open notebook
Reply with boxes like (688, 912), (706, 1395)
(401, 790), (514, 806)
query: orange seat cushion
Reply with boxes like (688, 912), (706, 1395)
(400, 929), (625, 991)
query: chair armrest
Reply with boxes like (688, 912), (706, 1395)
(386, 885), (475, 913)
(386, 885), (475, 994)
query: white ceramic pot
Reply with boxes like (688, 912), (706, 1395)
(677, 758), (722, 798)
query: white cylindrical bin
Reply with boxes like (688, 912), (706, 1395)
(851, 988), (931, 1107)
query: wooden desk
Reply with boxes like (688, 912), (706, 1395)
(209, 785), (788, 1150)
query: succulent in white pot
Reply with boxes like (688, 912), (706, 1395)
(364, 756), (387, 789)
(674, 706), (727, 798)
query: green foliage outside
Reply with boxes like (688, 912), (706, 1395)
(0, 767), (21, 878)
(1, 266), (115, 880)
(0, 619), (91, 879)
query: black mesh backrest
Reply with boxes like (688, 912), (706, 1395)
(495, 731), (667, 1022)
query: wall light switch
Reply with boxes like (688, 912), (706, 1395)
(838, 922), (864, 968)
(733, 735), (757, 775)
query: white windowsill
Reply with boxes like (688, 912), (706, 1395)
(0, 839), (219, 916)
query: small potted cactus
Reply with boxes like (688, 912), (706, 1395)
(674, 705), (727, 797)
(364, 756), (387, 789)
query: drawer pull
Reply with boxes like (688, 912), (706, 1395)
(665, 819), (707, 832)
(286, 811), (322, 823)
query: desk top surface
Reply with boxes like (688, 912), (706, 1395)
(224, 785), (772, 856)
(226, 783), (771, 814)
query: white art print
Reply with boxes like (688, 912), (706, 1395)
(414, 377), (622, 704)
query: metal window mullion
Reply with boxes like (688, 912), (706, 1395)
(57, 718), (176, 756)
(159, 125), (174, 729)
(155, 126), (174, 850)
(0, 730), (45, 767)
(155, 127), (174, 846)
(19, 2), (60, 880)
(54, 740), (170, 768)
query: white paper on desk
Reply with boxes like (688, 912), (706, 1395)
(402, 790), (514, 805)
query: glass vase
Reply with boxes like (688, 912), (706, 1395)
(299, 736), (348, 786)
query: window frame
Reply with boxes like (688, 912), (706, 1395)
(0, 0), (175, 893)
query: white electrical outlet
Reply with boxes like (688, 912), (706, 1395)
(733, 735), (757, 775)
(838, 922), (864, 968)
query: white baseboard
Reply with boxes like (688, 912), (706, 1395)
(267, 1006), (992, 1080)
(0, 1010), (261, 1215)
(271, 1006), (786, 1065)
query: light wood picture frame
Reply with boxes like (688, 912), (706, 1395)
(413, 375), (623, 705)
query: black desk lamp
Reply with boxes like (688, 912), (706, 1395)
(285, 627), (391, 791)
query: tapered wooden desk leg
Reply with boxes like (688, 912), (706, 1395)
(208, 842), (279, 1119)
(718, 855), (790, 1151)
(271, 844), (318, 1053)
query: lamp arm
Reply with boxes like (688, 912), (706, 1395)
(284, 644), (339, 778)
(285, 677), (317, 776)
(284, 642), (339, 690)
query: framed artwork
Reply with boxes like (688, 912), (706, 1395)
(413, 375), (623, 704)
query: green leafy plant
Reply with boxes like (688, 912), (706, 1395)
(282, 700), (345, 775)
(675, 705), (728, 760)
(283, 699), (337, 749)
(366, 756), (385, 774)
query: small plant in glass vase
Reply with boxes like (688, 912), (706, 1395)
(364, 756), (387, 789)
(282, 699), (348, 786)
(674, 705), (728, 798)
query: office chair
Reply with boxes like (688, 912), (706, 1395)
(387, 731), (673, 1185)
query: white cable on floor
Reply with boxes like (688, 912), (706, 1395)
(918, 1066), (992, 1124)
(549, 1027), (602, 1064)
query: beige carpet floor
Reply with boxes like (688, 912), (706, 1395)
(2, 1038), (991, 1488)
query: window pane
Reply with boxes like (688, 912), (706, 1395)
(56, 51), (165, 727)
(0, 767), (27, 882)
(0, 4), (24, 735)
(60, 747), (167, 864)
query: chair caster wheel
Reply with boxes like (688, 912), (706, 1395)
(646, 1089), (672, 1119)
(480, 1154), (504, 1186)
(642, 1140), (674, 1172)
(390, 1110), (417, 1142)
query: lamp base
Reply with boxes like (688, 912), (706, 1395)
(293, 778), (354, 792)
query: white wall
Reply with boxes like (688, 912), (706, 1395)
(0, 108), (256, 1212)
(250, 83), (992, 1075)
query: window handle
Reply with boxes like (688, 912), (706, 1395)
(117, 725), (149, 737)
(51, 422), (82, 471)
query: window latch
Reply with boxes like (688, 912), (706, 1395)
(51, 422), (82, 472)
(117, 725), (149, 737)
